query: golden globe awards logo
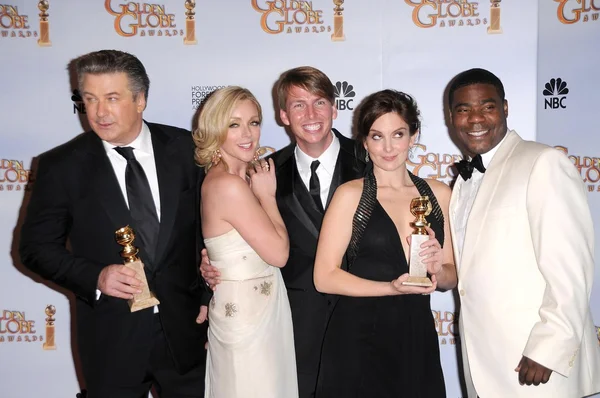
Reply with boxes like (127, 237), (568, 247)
(404, 0), (503, 32)
(0, 306), (56, 349)
(0, 4), (37, 40)
(0, 159), (32, 192)
(251, 0), (334, 36)
(408, 144), (462, 185)
(554, 146), (600, 192)
(556, 0), (599, 24)
(105, 0), (184, 38)
(432, 310), (458, 345)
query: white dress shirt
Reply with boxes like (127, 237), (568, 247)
(455, 130), (509, 263)
(294, 132), (340, 207)
(97, 122), (160, 312)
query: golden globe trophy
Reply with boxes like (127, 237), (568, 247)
(42, 305), (56, 350)
(402, 196), (433, 287)
(487, 0), (502, 34)
(37, 0), (52, 47)
(115, 226), (160, 312)
(183, 0), (198, 45)
(331, 0), (345, 42)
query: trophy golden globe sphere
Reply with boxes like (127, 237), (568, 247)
(38, 0), (49, 13)
(115, 226), (139, 262)
(45, 304), (56, 317)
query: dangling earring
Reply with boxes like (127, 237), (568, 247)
(365, 151), (370, 163)
(408, 146), (414, 160)
(253, 148), (261, 162)
(211, 149), (222, 166)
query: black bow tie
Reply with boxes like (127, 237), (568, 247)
(456, 154), (486, 181)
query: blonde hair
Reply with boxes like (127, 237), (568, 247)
(193, 86), (263, 172)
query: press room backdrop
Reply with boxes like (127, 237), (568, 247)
(0, 1), (598, 397)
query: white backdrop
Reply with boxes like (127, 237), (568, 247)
(0, 1), (597, 397)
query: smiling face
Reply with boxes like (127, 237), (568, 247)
(450, 83), (508, 157)
(279, 85), (337, 158)
(364, 112), (416, 172)
(81, 72), (145, 146)
(219, 99), (261, 166)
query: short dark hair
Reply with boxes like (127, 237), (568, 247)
(74, 50), (150, 103)
(448, 68), (505, 106)
(276, 66), (335, 110)
(356, 89), (421, 142)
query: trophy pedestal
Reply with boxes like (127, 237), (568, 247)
(125, 259), (160, 312)
(402, 233), (433, 287)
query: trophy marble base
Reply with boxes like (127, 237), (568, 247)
(402, 233), (433, 287)
(402, 276), (433, 287)
(125, 259), (160, 312)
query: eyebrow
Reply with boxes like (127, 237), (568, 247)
(369, 127), (408, 134)
(453, 98), (497, 108)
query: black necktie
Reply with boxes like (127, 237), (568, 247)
(455, 154), (486, 181)
(309, 160), (324, 213)
(114, 146), (159, 264)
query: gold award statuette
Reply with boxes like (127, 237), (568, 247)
(487, 0), (502, 34)
(37, 0), (52, 47)
(115, 226), (160, 312)
(402, 196), (433, 287)
(183, 0), (198, 45)
(42, 305), (56, 350)
(331, 0), (346, 41)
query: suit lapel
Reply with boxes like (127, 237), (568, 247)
(275, 146), (320, 239)
(449, 177), (463, 269)
(460, 131), (521, 275)
(326, 130), (365, 207)
(151, 125), (181, 267)
(83, 134), (132, 231)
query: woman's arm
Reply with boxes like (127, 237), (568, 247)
(202, 163), (288, 267)
(314, 180), (437, 297)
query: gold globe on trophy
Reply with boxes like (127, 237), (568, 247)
(402, 196), (433, 287)
(183, 0), (198, 45)
(37, 0), (52, 47)
(331, 0), (346, 41)
(115, 226), (160, 312)
(42, 304), (56, 350)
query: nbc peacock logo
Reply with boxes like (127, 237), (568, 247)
(71, 89), (86, 114)
(542, 78), (569, 110)
(334, 81), (355, 111)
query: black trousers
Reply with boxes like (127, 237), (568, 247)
(86, 314), (205, 398)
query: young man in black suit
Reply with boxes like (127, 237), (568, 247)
(20, 50), (207, 398)
(201, 66), (365, 397)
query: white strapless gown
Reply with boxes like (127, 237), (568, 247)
(204, 229), (298, 398)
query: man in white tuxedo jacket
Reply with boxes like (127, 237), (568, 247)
(447, 68), (600, 398)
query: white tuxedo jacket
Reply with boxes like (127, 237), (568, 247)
(450, 130), (600, 398)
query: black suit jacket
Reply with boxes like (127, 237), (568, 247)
(19, 122), (207, 386)
(269, 129), (365, 393)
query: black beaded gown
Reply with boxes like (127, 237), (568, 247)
(316, 169), (446, 398)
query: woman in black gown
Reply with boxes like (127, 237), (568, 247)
(313, 89), (457, 397)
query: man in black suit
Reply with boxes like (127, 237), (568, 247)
(201, 66), (365, 397)
(19, 50), (207, 398)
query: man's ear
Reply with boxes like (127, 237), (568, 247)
(136, 93), (146, 112)
(280, 109), (290, 126)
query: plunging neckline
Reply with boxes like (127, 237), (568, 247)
(375, 199), (410, 266)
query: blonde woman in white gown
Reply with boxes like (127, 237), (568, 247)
(193, 86), (298, 398)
